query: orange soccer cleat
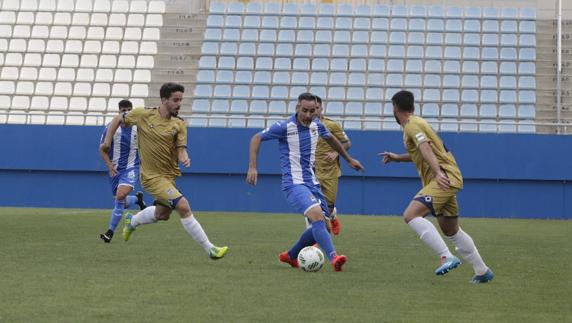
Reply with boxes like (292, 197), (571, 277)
(279, 251), (299, 268)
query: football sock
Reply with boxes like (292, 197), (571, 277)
(447, 228), (489, 275)
(180, 215), (214, 253)
(311, 220), (337, 261)
(130, 206), (157, 228)
(304, 217), (312, 229)
(108, 199), (125, 231)
(408, 217), (453, 259)
(330, 207), (337, 219)
(124, 195), (138, 209)
(287, 227), (316, 260)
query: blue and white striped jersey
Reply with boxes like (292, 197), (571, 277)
(100, 125), (140, 171)
(259, 114), (331, 189)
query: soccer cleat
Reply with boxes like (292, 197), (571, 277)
(471, 269), (494, 284)
(279, 251), (299, 268)
(331, 217), (341, 235)
(332, 255), (347, 272)
(122, 213), (135, 242)
(208, 246), (229, 260)
(136, 191), (146, 210)
(435, 256), (461, 276)
(100, 230), (113, 243)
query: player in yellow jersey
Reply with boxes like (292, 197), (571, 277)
(380, 90), (493, 283)
(310, 96), (351, 235)
(100, 82), (228, 260)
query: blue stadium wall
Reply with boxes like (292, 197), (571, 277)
(0, 124), (571, 219)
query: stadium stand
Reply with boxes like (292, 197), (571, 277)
(190, 2), (540, 132)
(0, 1), (569, 134)
(0, 0), (165, 125)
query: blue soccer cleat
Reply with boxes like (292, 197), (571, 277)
(471, 269), (494, 284)
(435, 256), (461, 276)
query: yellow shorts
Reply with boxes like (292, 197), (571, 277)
(318, 176), (339, 207)
(414, 180), (460, 217)
(141, 175), (183, 208)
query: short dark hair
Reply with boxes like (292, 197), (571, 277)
(297, 92), (316, 103)
(391, 90), (415, 113)
(314, 95), (322, 105)
(160, 82), (185, 99)
(118, 99), (132, 109)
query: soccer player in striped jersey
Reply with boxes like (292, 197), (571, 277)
(381, 90), (493, 283)
(246, 93), (364, 271)
(100, 83), (228, 260)
(99, 99), (147, 243)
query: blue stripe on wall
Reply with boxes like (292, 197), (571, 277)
(0, 125), (571, 219)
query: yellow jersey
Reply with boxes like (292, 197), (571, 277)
(123, 107), (187, 179)
(403, 115), (463, 188)
(315, 117), (349, 179)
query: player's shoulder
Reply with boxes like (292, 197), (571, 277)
(406, 115), (430, 129)
(321, 116), (342, 128)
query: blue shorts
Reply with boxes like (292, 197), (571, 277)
(110, 167), (139, 196)
(283, 184), (330, 218)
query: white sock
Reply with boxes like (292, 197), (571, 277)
(330, 207), (337, 219)
(447, 228), (489, 275)
(180, 215), (214, 253)
(408, 217), (454, 259)
(131, 206), (157, 228)
(304, 217), (312, 229)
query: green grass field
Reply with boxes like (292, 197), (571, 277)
(0, 208), (570, 323)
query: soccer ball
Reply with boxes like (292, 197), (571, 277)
(297, 246), (325, 272)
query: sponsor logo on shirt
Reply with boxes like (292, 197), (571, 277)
(415, 132), (426, 142)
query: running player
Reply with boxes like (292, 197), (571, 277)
(100, 83), (228, 259)
(246, 93), (364, 271)
(99, 99), (146, 243)
(381, 90), (493, 283)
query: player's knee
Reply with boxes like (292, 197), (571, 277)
(115, 192), (128, 201)
(156, 213), (170, 221)
(306, 207), (325, 223)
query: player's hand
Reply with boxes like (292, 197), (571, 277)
(100, 142), (110, 153)
(180, 158), (191, 168)
(324, 151), (338, 162)
(246, 167), (258, 186)
(107, 164), (118, 177)
(348, 158), (364, 172)
(435, 171), (450, 190)
(379, 152), (397, 164)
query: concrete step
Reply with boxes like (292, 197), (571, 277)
(157, 39), (203, 52)
(155, 53), (201, 66)
(160, 27), (205, 41)
(151, 71), (196, 82)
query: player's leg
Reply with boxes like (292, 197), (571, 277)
(322, 177), (340, 235)
(100, 175), (131, 243)
(405, 181), (460, 275)
(124, 192), (146, 210)
(437, 200), (493, 283)
(174, 195), (228, 259)
(121, 169), (146, 210)
(122, 176), (172, 241)
(280, 185), (319, 267)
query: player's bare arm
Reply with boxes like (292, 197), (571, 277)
(177, 147), (190, 168)
(99, 114), (124, 177)
(246, 134), (261, 186)
(324, 135), (364, 172)
(379, 151), (412, 164)
(98, 145), (117, 177)
(324, 139), (350, 162)
(418, 142), (450, 190)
